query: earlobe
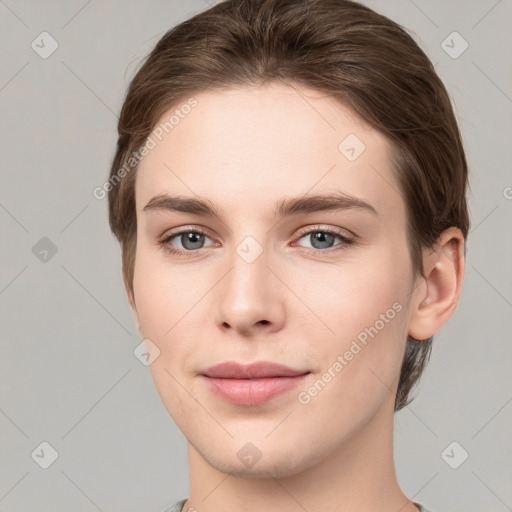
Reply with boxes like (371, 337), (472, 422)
(408, 227), (465, 341)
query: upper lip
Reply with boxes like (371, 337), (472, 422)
(202, 361), (310, 379)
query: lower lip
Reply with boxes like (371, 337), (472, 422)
(202, 374), (310, 406)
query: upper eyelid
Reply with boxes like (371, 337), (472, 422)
(296, 225), (354, 239)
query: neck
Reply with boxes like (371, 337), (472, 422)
(182, 400), (419, 512)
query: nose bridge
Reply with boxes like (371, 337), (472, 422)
(225, 233), (270, 306)
(225, 215), (270, 285)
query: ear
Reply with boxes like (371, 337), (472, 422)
(408, 227), (466, 341)
(122, 270), (143, 338)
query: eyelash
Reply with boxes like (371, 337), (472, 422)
(157, 225), (355, 259)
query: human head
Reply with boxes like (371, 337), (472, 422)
(107, 0), (469, 412)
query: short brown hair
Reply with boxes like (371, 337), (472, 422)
(107, 0), (470, 411)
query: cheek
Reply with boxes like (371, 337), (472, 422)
(131, 246), (225, 385)
(300, 248), (412, 388)
(131, 250), (207, 423)
(132, 246), (204, 333)
(295, 250), (409, 336)
(295, 270), (410, 429)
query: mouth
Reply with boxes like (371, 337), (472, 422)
(200, 361), (311, 406)
(202, 360), (310, 379)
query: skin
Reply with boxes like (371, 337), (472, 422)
(126, 82), (465, 512)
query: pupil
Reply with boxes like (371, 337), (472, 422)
(183, 232), (203, 249)
(312, 232), (334, 249)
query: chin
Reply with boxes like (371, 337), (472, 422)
(191, 432), (326, 479)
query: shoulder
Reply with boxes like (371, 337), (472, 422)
(162, 498), (188, 512)
(415, 502), (436, 512)
(164, 499), (434, 512)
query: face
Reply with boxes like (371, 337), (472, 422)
(130, 83), (419, 477)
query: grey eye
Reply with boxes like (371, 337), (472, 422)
(297, 231), (341, 250)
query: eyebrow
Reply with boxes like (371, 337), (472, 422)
(142, 192), (379, 219)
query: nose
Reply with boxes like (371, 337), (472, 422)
(215, 242), (285, 337)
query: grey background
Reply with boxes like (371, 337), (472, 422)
(1, 0), (511, 511)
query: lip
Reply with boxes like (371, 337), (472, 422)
(200, 361), (311, 406)
(203, 361), (309, 379)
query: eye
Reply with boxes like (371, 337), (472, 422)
(157, 225), (355, 258)
(158, 227), (216, 257)
(293, 227), (355, 254)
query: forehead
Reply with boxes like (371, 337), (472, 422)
(135, 83), (403, 221)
